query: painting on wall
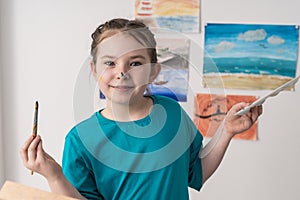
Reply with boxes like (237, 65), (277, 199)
(148, 37), (190, 101)
(202, 23), (299, 90)
(135, 0), (200, 33)
(193, 93), (258, 140)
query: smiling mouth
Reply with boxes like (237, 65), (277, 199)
(110, 85), (134, 90)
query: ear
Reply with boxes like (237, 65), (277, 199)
(90, 61), (98, 80)
(149, 63), (161, 83)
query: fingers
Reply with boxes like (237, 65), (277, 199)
(27, 135), (42, 162)
(258, 105), (263, 115)
(226, 102), (251, 119)
(248, 105), (263, 123)
(36, 138), (45, 162)
(20, 135), (42, 169)
(232, 102), (250, 112)
(20, 135), (34, 162)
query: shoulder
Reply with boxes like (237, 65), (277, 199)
(151, 95), (180, 107)
(151, 94), (192, 123)
(65, 112), (99, 140)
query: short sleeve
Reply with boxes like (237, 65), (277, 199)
(188, 128), (203, 191)
(62, 129), (103, 199)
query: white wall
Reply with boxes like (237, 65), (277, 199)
(0, 0), (6, 186)
(0, 68), (4, 186)
(0, 42), (4, 186)
(1, 0), (300, 199)
(0, 50), (4, 186)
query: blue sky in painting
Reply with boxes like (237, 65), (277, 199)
(204, 23), (299, 61)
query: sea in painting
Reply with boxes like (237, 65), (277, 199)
(155, 15), (199, 32)
(149, 68), (188, 101)
(203, 23), (299, 90)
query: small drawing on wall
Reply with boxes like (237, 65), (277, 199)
(194, 93), (258, 141)
(135, 0), (200, 33)
(148, 37), (190, 102)
(203, 23), (299, 90)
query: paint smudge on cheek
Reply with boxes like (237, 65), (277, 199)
(97, 70), (112, 86)
(99, 75), (104, 82)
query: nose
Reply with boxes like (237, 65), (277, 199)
(116, 62), (130, 79)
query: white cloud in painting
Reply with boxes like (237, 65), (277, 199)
(238, 29), (267, 41)
(214, 41), (235, 53)
(267, 35), (285, 45)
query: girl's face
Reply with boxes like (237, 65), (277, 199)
(91, 33), (160, 105)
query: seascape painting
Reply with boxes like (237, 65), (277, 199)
(203, 23), (299, 90)
(135, 0), (200, 32)
(148, 38), (190, 102)
(194, 93), (258, 141)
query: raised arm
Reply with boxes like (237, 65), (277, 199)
(19, 135), (86, 200)
(201, 102), (262, 184)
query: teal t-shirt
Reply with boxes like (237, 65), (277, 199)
(62, 95), (203, 200)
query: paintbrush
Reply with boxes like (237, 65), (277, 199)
(30, 101), (39, 175)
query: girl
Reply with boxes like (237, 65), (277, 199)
(20, 18), (262, 200)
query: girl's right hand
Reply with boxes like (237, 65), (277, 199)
(19, 135), (63, 182)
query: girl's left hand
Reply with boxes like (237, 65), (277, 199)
(224, 102), (263, 137)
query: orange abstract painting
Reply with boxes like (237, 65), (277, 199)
(194, 93), (258, 140)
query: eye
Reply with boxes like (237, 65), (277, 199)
(130, 61), (143, 67)
(104, 61), (115, 67)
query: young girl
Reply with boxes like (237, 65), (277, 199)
(20, 18), (262, 200)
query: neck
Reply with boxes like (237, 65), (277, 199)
(102, 96), (153, 121)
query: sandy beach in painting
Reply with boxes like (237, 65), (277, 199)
(202, 74), (295, 90)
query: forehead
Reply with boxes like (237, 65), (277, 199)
(97, 32), (149, 59)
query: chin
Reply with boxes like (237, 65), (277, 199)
(108, 92), (133, 104)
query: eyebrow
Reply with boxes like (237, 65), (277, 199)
(129, 55), (147, 60)
(100, 55), (116, 60)
(100, 55), (147, 60)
